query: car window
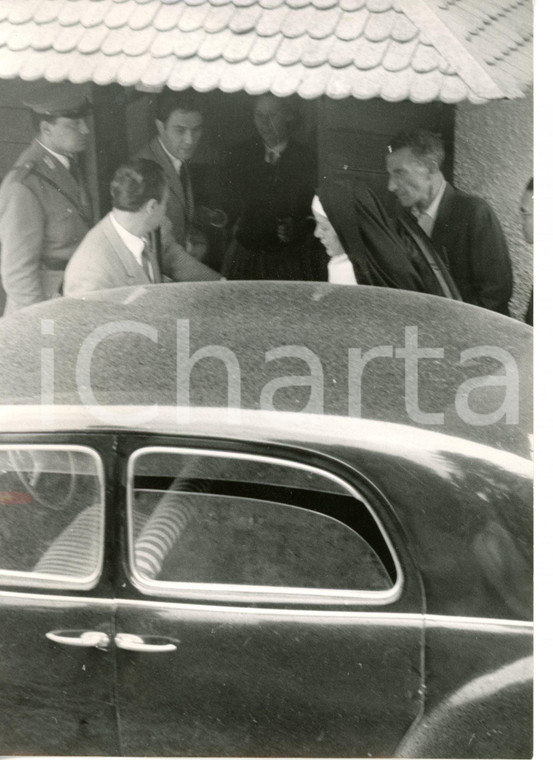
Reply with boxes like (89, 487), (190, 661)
(0, 445), (104, 590)
(128, 448), (400, 603)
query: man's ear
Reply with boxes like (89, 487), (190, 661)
(144, 198), (158, 215)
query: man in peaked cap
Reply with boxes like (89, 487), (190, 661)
(0, 82), (94, 313)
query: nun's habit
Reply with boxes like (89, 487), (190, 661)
(317, 178), (460, 299)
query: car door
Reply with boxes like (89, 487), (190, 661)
(114, 439), (425, 757)
(0, 439), (119, 756)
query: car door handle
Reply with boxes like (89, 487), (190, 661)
(114, 633), (177, 653)
(46, 629), (110, 650)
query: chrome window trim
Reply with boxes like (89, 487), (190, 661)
(127, 445), (403, 606)
(0, 444), (105, 591)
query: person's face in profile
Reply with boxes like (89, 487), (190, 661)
(313, 210), (345, 259)
(386, 147), (435, 211)
(156, 109), (203, 162)
(520, 188), (533, 244)
(254, 95), (291, 148)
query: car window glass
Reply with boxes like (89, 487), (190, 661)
(129, 449), (397, 598)
(0, 446), (104, 590)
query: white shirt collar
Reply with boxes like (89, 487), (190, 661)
(424, 177), (447, 221)
(37, 140), (70, 170)
(109, 212), (146, 263)
(157, 136), (182, 174)
(264, 140), (288, 163)
(327, 253), (357, 285)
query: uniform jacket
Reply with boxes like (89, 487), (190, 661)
(63, 214), (220, 297)
(0, 139), (93, 313)
(429, 182), (512, 315)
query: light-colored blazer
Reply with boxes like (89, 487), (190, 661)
(64, 214), (219, 296)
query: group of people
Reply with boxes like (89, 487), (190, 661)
(0, 83), (531, 322)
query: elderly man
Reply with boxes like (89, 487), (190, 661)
(222, 93), (325, 281)
(386, 129), (512, 315)
(135, 88), (226, 269)
(0, 83), (93, 313)
(64, 158), (219, 296)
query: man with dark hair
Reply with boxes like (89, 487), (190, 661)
(221, 93), (325, 281)
(386, 129), (512, 315)
(64, 158), (219, 296)
(0, 83), (93, 313)
(135, 88), (226, 269)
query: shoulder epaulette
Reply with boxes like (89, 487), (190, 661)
(11, 161), (36, 184)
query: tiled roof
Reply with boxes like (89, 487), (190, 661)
(0, 0), (533, 103)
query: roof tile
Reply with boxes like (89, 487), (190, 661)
(339, 0), (366, 11)
(105, 1), (136, 30)
(101, 28), (131, 56)
(286, 0), (311, 8)
(167, 56), (204, 89)
(380, 67), (412, 101)
(311, 0), (339, 9)
(129, 0), (158, 30)
(256, 5), (290, 37)
(177, 4), (210, 32)
(233, 0), (258, 6)
(92, 52), (125, 86)
(0, 46), (28, 77)
(223, 30), (256, 62)
(174, 28), (206, 59)
(351, 66), (384, 98)
(328, 38), (354, 67)
(365, 9), (395, 42)
(326, 67), (355, 98)
(280, 5), (316, 38)
(259, 0), (285, 8)
(122, 25), (157, 56)
(29, 20), (60, 51)
(57, 0), (89, 27)
(366, 0), (394, 11)
(78, 25), (110, 54)
(335, 8), (367, 41)
(411, 42), (441, 72)
(249, 33), (282, 64)
(53, 25), (85, 53)
(81, 1), (109, 28)
(439, 71), (470, 103)
(301, 34), (335, 67)
(271, 61), (305, 96)
(66, 50), (97, 83)
(218, 58), (252, 92)
(391, 12), (417, 42)
(141, 53), (177, 88)
(33, 0), (66, 25)
(153, 1), (184, 31)
(0, 18), (10, 46)
(408, 69), (445, 102)
(193, 57), (228, 92)
(44, 48), (79, 82)
(7, 0), (41, 25)
(19, 47), (53, 80)
(203, 4), (234, 34)
(150, 28), (180, 58)
(0, 1), (13, 24)
(307, 6), (342, 39)
(275, 35), (303, 65)
(118, 51), (152, 86)
(352, 36), (388, 69)
(382, 38), (418, 71)
(198, 28), (233, 61)
(6, 23), (33, 52)
(229, 4), (263, 33)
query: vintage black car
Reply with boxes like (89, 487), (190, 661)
(0, 282), (532, 757)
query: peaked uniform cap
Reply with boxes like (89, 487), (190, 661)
(23, 83), (91, 119)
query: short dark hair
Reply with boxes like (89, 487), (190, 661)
(388, 129), (445, 170)
(155, 87), (203, 124)
(110, 158), (167, 211)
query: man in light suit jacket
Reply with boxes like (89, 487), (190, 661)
(0, 83), (94, 313)
(386, 129), (512, 315)
(64, 159), (219, 296)
(135, 89), (226, 270)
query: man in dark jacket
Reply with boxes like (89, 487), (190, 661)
(222, 94), (325, 281)
(386, 129), (512, 315)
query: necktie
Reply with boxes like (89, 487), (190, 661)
(68, 156), (80, 182)
(179, 161), (194, 228)
(265, 147), (279, 165)
(141, 239), (154, 282)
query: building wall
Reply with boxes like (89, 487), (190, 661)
(454, 91), (533, 321)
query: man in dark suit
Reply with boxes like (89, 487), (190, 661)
(221, 94), (326, 281)
(64, 159), (219, 296)
(0, 83), (94, 313)
(135, 89), (226, 270)
(386, 129), (512, 315)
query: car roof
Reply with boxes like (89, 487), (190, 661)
(0, 282), (531, 457)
